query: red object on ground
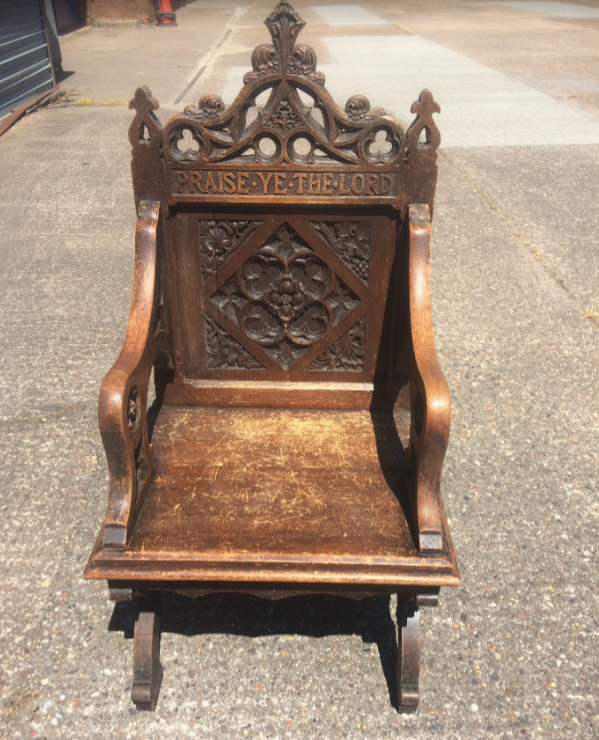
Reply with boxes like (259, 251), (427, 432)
(157, 0), (177, 26)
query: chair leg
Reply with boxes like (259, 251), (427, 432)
(131, 593), (163, 711)
(396, 596), (421, 712)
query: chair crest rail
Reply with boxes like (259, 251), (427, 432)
(128, 1), (441, 212)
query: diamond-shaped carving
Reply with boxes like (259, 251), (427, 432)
(208, 223), (362, 370)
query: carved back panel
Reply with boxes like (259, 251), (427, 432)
(128, 1), (441, 405)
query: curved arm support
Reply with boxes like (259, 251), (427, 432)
(406, 203), (451, 555)
(99, 201), (161, 549)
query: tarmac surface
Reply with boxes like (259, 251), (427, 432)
(0, 1), (598, 738)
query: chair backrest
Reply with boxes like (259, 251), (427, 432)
(129, 1), (441, 411)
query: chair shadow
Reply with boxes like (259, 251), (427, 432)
(370, 410), (417, 547)
(109, 591), (399, 709)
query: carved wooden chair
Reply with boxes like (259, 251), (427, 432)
(84, 1), (460, 712)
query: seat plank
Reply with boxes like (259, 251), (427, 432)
(129, 407), (415, 558)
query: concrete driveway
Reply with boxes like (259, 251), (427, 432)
(0, 1), (598, 737)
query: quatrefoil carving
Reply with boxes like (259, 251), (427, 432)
(239, 229), (332, 348)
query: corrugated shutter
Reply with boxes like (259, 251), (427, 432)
(0, 0), (54, 121)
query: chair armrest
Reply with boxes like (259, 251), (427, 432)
(406, 203), (451, 555)
(99, 200), (162, 549)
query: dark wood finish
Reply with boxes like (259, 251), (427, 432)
(131, 594), (163, 711)
(396, 596), (422, 711)
(84, 1), (459, 712)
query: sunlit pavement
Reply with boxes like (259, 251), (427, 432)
(0, 2), (598, 738)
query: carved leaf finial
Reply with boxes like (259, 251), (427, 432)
(243, 1), (324, 85)
(128, 85), (161, 149)
(407, 89), (441, 159)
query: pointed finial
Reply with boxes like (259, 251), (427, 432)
(407, 89), (441, 158)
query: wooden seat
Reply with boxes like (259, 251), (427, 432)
(84, 0), (459, 713)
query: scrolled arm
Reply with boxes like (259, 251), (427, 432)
(99, 200), (161, 548)
(406, 203), (451, 555)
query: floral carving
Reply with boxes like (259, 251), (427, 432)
(324, 278), (360, 324)
(345, 95), (385, 121)
(184, 94), (225, 120)
(269, 98), (302, 135)
(243, 2), (324, 86)
(239, 228), (332, 367)
(199, 220), (260, 281)
(310, 221), (372, 282)
(208, 225), (363, 370)
(206, 316), (263, 370)
(288, 45), (324, 84)
(308, 318), (366, 371)
(211, 276), (246, 323)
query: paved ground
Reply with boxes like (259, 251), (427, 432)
(0, 1), (598, 738)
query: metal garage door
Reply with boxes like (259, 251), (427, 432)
(0, 0), (55, 121)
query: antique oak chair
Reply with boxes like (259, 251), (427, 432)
(84, 1), (460, 712)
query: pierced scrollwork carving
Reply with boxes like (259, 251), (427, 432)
(310, 221), (372, 282)
(168, 125), (203, 162)
(269, 98), (302, 135)
(208, 224), (363, 370)
(345, 95), (385, 121)
(364, 126), (400, 164)
(199, 219), (260, 281)
(206, 316), (264, 370)
(161, 3), (415, 168)
(244, 44), (281, 82)
(308, 318), (366, 372)
(184, 94), (226, 120)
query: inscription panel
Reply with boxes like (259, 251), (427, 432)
(170, 169), (399, 203)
